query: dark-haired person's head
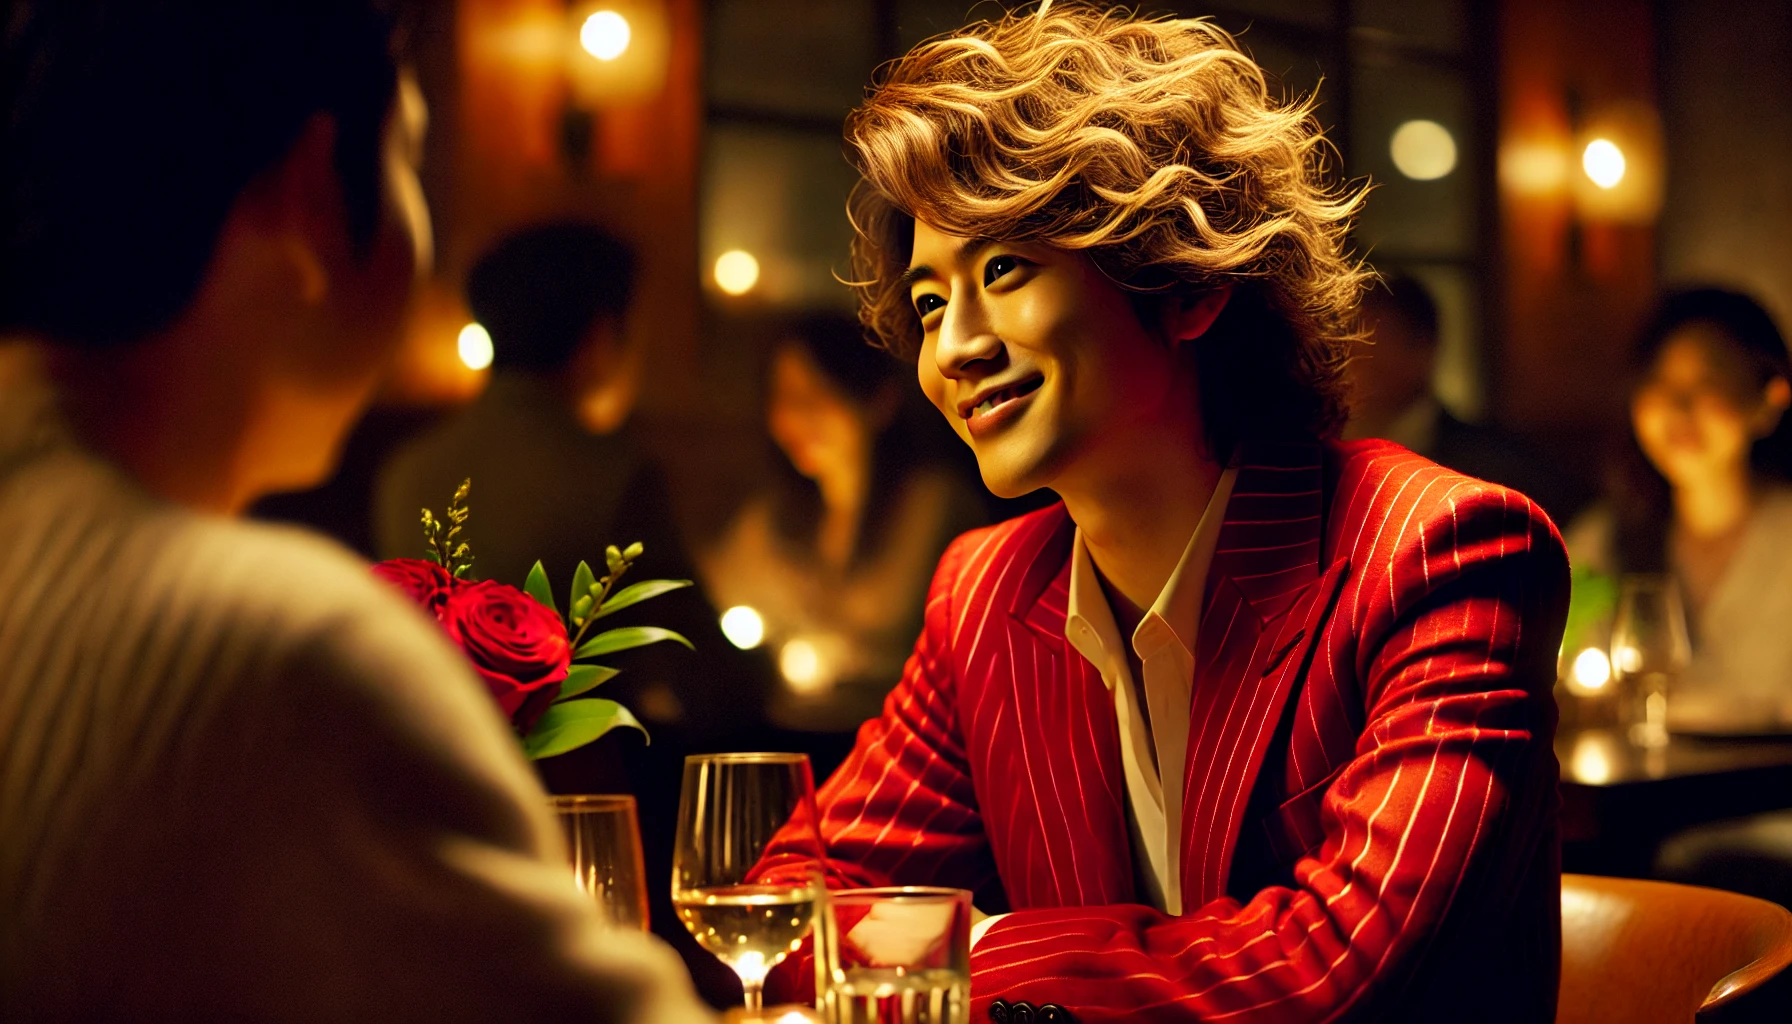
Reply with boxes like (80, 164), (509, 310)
(467, 224), (637, 374)
(465, 222), (640, 433)
(767, 313), (905, 486)
(1629, 288), (1792, 490)
(1, 0), (427, 512)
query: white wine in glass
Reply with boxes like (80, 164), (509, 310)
(672, 752), (824, 1014)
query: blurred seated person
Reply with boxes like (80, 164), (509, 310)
(1346, 274), (1577, 520)
(0, 2), (707, 1020)
(375, 223), (767, 741)
(1566, 288), (1792, 732)
(376, 224), (767, 1008)
(699, 313), (984, 738)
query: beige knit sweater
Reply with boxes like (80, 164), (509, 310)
(0, 349), (711, 1022)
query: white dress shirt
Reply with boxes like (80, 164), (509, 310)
(971, 467), (1236, 942)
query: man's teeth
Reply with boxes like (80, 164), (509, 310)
(974, 397), (997, 416)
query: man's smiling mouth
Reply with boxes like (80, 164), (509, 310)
(963, 375), (1044, 420)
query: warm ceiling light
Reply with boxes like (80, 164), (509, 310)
(458, 322), (494, 371)
(719, 606), (766, 650)
(1582, 138), (1626, 189)
(714, 250), (761, 296)
(1390, 119), (1457, 181)
(580, 10), (631, 61)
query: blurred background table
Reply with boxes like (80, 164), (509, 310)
(1559, 727), (1792, 877)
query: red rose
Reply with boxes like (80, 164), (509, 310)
(440, 580), (571, 734)
(372, 558), (460, 618)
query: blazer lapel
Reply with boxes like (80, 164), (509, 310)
(986, 509), (1135, 908)
(1179, 442), (1350, 908)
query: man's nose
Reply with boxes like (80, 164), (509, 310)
(934, 295), (1004, 381)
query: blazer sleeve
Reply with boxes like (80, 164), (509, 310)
(757, 530), (1000, 897)
(968, 486), (1569, 1021)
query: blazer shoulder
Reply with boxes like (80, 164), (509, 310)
(1325, 437), (1560, 532)
(1321, 437), (1567, 589)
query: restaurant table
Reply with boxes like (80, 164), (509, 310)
(1558, 727), (1792, 877)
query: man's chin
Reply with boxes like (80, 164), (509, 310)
(974, 452), (1051, 501)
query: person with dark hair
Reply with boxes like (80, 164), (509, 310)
(1562, 289), (1792, 909)
(698, 312), (984, 737)
(0, 4), (708, 1019)
(1566, 287), (1792, 730)
(377, 223), (775, 1008)
(378, 222), (655, 589)
(1346, 273), (1577, 520)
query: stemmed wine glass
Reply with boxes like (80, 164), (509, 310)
(672, 753), (825, 1014)
(549, 794), (649, 930)
(1611, 573), (1692, 747)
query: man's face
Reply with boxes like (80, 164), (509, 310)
(907, 219), (1185, 497)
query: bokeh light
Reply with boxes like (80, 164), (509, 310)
(1390, 119), (1458, 181)
(458, 322), (494, 371)
(779, 638), (823, 692)
(719, 606), (766, 650)
(1582, 138), (1627, 189)
(580, 11), (631, 61)
(1570, 647), (1612, 694)
(714, 250), (761, 296)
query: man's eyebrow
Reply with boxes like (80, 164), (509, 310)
(899, 237), (999, 292)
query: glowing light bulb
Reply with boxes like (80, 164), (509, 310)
(714, 250), (760, 296)
(1582, 138), (1626, 189)
(580, 11), (631, 61)
(1390, 119), (1457, 181)
(1570, 647), (1612, 693)
(719, 606), (766, 649)
(458, 322), (493, 371)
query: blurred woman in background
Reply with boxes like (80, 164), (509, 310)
(1567, 287), (1792, 730)
(699, 313), (984, 750)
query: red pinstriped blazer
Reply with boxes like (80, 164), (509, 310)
(765, 439), (1569, 1022)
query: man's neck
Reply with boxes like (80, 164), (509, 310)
(48, 336), (255, 515)
(1058, 417), (1222, 614)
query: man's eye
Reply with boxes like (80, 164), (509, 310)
(984, 255), (1021, 286)
(914, 294), (946, 318)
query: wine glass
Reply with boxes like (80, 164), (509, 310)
(549, 794), (649, 930)
(673, 753), (824, 1014)
(1611, 574), (1692, 748)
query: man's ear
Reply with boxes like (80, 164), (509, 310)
(245, 112), (346, 306)
(1159, 284), (1234, 350)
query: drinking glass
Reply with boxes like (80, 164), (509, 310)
(820, 887), (971, 1024)
(673, 753), (825, 1014)
(1611, 574), (1692, 748)
(550, 794), (649, 930)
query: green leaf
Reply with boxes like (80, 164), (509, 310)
(557, 663), (620, 700)
(522, 699), (647, 759)
(523, 561), (557, 617)
(570, 560), (597, 620)
(575, 626), (692, 660)
(594, 579), (693, 619)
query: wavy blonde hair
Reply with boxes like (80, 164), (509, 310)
(845, 2), (1370, 449)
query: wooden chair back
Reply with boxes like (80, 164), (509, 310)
(1560, 873), (1792, 1023)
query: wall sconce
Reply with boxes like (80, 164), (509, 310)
(1499, 100), (1662, 224)
(565, 1), (670, 108)
(1572, 101), (1663, 223)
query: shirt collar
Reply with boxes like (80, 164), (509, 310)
(1065, 465), (1239, 684)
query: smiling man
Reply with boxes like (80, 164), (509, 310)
(762, 5), (1570, 1022)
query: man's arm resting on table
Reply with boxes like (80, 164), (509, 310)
(966, 490), (1569, 1021)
